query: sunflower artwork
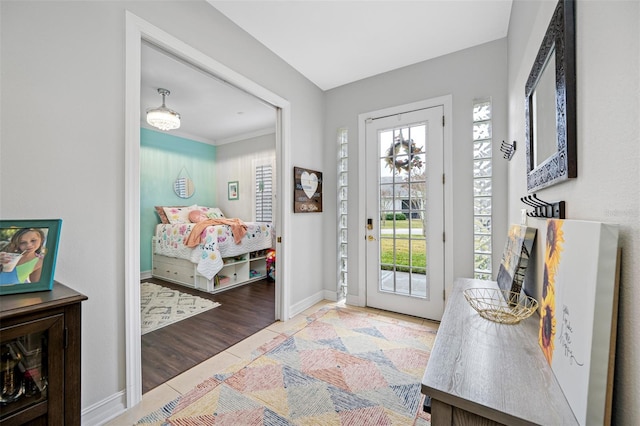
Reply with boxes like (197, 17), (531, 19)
(539, 219), (564, 364)
(537, 219), (620, 426)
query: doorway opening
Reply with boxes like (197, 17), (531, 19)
(125, 12), (291, 408)
(139, 41), (279, 393)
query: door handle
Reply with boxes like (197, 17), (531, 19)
(367, 235), (376, 241)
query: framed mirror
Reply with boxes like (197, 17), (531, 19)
(174, 177), (194, 198)
(525, 0), (576, 192)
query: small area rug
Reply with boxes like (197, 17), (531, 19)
(141, 282), (220, 335)
(136, 306), (436, 425)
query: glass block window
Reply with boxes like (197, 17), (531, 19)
(473, 100), (493, 280)
(255, 165), (273, 222)
(337, 128), (348, 299)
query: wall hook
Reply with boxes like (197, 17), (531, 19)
(500, 140), (516, 160)
(520, 194), (565, 219)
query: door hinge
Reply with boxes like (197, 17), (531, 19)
(442, 115), (445, 126)
(277, 236), (282, 243)
(442, 174), (445, 185)
(64, 327), (69, 349)
(442, 232), (445, 242)
(443, 289), (446, 300)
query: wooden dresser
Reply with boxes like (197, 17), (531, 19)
(0, 283), (87, 425)
(421, 278), (577, 425)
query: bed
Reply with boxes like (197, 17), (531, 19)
(151, 205), (274, 292)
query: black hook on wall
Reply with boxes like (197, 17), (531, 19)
(520, 194), (565, 218)
(500, 140), (516, 160)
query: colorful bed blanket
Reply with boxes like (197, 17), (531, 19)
(184, 218), (247, 247)
(154, 222), (273, 280)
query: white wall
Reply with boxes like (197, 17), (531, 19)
(508, 1), (640, 422)
(0, 0), (324, 419)
(324, 39), (509, 299)
(215, 133), (276, 220)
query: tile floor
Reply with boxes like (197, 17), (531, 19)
(105, 299), (438, 425)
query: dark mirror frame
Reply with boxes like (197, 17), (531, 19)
(525, 0), (576, 192)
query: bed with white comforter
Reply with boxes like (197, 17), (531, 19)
(154, 221), (274, 281)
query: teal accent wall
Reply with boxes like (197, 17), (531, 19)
(140, 128), (217, 272)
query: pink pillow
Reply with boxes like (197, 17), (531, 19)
(188, 210), (208, 223)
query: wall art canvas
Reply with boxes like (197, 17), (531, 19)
(497, 224), (537, 298)
(538, 219), (619, 425)
(227, 181), (239, 201)
(0, 219), (62, 295)
(293, 166), (323, 213)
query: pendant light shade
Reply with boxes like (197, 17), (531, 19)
(146, 88), (181, 131)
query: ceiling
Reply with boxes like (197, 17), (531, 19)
(209, 0), (513, 91)
(141, 42), (276, 145)
(141, 1), (513, 144)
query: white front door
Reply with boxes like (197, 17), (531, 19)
(365, 106), (445, 320)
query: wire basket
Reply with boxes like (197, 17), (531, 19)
(463, 288), (538, 324)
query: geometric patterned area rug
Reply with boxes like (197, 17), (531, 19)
(140, 282), (221, 335)
(136, 306), (435, 425)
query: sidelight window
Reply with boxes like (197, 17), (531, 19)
(473, 100), (493, 280)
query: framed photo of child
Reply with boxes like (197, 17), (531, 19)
(0, 219), (62, 295)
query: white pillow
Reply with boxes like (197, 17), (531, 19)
(203, 207), (225, 219)
(163, 204), (198, 224)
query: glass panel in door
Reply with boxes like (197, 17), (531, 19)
(365, 106), (444, 320)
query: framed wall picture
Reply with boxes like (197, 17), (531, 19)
(294, 167), (323, 213)
(0, 219), (62, 295)
(228, 181), (239, 200)
(497, 224), (537, 298)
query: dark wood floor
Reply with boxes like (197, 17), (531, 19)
(141, 277), (276, 393)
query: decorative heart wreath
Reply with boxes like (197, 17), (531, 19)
(385, 136), (423, 172)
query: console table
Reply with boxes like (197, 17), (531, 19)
(421, 278), (577, 425)
(0, 283), (87, 425)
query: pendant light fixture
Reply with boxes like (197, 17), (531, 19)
(146, 88), (181, 131)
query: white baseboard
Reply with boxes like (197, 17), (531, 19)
(140, 270), (152, 280)
(323, 289), (338, 302)
(288, 289), (325, 318)
(81, 390), (127, 426)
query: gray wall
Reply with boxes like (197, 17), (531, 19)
(324, 39), (509, 298)
(1, 0), (325, 416)
(508, 1), (640, 422)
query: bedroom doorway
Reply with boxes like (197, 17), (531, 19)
(126, 12), (292, 407)
(139, 44), (278, 392)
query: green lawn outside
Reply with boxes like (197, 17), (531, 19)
(380, 237), (426, 273)
(378, 219), (427, 273)
(380, 219), (424, 230)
